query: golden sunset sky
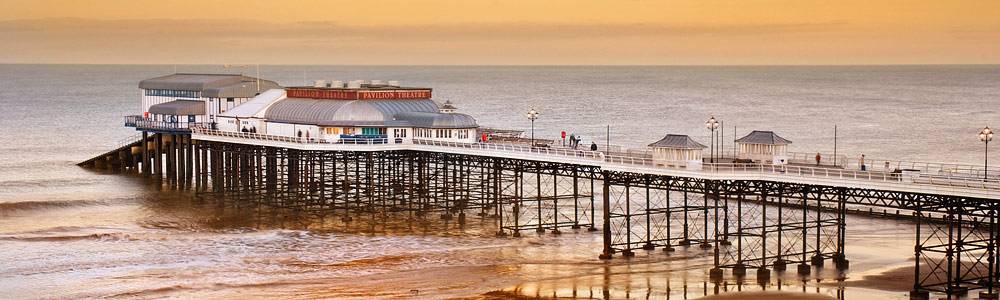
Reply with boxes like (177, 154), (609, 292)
(1, 0), (998, 64)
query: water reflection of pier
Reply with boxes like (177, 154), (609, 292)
(504, 264), (847, 300)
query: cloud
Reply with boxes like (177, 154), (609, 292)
(0, 18), (848, 42)
(0, 18), (995, 65)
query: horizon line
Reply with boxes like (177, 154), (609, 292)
(3, 62), (999, 67)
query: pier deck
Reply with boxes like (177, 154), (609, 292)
(79, 128), (1000, 299)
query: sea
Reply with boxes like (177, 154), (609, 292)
(1, 64), (998, 299)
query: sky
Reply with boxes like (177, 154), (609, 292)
(0, 0), (998, 65)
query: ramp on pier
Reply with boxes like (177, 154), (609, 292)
(77, 134), (147, 170)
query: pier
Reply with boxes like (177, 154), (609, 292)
(78, 75), (1000, 300)
(80, 127), (1000, 299)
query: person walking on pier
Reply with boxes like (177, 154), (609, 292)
(569, 133), (577, 148)
(591, 141), (598, 151)
(815, 153), (821, 166)
(860, 154), (866, 171)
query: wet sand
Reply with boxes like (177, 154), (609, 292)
(456, 290), (839, 300)
(694, 291), (838, 300)
(827, 260), (990, 292)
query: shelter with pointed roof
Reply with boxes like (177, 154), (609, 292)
(648, 134), (707, 170)
(736, 130), (792, 165)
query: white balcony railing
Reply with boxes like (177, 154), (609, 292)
(192, 130), (1000, 192)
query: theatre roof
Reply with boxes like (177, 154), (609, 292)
(262, 98), (477, 128)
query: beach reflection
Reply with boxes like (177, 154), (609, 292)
(129, 190), (921, 300)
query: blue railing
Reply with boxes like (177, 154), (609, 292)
(135, 119), (213, 132)
(124, 115), (143, 127)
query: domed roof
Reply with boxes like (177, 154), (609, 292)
(262, 98), (475, 128)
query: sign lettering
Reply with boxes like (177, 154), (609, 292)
(287, 88), (432, 100)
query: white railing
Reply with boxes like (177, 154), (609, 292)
(413, 139), (606, 161)
(600, 153), (1000, 190)
(417, 140), (1000, 191)
(117, 132), (144, 149)
(785, 151), (999, 179)
(194, 130), (1000, 192)
(194, 128), (393, 145)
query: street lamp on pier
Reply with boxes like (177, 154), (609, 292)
(526, 108), (539, 147)
(705, 117), (720, 163)
(980, 126), (993, 180)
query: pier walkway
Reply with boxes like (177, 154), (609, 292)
(193, 129), (1000, 201)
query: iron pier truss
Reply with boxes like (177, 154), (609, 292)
(83, 133), (1000, 299)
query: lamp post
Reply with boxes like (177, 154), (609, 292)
(526, 108), (539, 147)
(981, 126), (993, 180)
(705, 117), (720, 163)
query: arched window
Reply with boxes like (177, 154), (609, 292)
(297, 130), (302, 137)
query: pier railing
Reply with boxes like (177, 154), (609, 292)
(136, 120), (214, 132)
(194, 130), (1000, 191)
(599, 152), (1000, 190)
(414, 139), (606, 160)
(194, 129), (391, 145)
(117, 133), (144, 149)
(416, 139), (1000, 191)
(124, 115), (143, 127)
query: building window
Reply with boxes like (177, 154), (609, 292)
(361, 128), (386, 135)
(435, 129), (452, 139)
(144, 89), (198, 98)
(458, 129), (468, 139)
(394, 128), (408, 138)
(227, 98), (234, 103)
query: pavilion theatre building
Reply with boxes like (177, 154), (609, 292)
(215, 80), (479, 144)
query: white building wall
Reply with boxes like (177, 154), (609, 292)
(389, 128), (412, 144)
(218, 117), (239, 132)
(266, 122), (296, 137)
(203, 97), (253, 124)
(293, 124), (319, 140)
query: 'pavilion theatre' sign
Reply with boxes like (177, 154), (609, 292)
(287, 88), (432, 100)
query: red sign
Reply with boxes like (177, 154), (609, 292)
(286, 88), (432, 100)
(359, 90), (432, 100)
(561, 131), (566, 138)
(287, 89), (358, 100)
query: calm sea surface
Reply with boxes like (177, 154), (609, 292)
(1, 64), (998, 299)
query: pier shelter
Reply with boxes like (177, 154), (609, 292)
(648, 134), (707, 170)
(736, 130), (792, 165)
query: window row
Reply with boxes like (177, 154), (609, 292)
(153, 114), (196, 122)
(145, 89), (199, 98)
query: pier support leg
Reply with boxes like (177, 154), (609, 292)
(141, 131), (149, 177)
(185, 135), (192, 189)
(599, 173), (613, 259)
(153, 133), (162, 181)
